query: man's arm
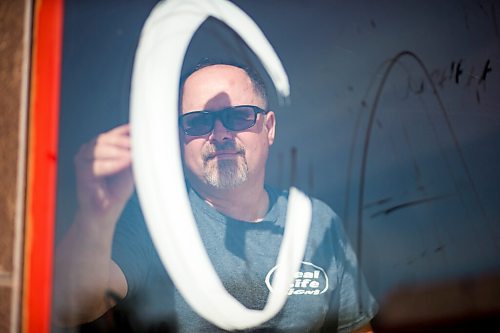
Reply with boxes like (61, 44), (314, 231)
(53, 124), (133, 325)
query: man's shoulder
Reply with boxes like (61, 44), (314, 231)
(310, 196), (337, 216)
(266, 185), (340, 222)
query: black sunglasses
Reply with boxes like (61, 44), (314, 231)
(179, 105), (268, 136)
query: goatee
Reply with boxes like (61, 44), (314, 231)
(202, 140), (248, 189)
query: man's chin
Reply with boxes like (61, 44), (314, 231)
(204, 174), (248, 190)
(203, 161), (248, 190)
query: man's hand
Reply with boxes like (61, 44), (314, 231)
(74, 124), (133, 219)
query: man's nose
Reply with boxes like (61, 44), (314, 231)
(209, 119), (233, 142)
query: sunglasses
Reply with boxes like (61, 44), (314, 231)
(179, 105), (268, 136)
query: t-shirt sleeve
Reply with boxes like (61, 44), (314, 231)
(332, 215), (378, 332)
(112, 193), (153, 300)
(313, 199), (378, 332)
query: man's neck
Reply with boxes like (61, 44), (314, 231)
(192, 181), (269, 222)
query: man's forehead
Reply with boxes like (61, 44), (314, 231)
(181, 64), (262, 111)
(184, 64), (252, 87)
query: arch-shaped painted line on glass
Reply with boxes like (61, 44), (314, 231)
(130, 0), (312, 330)
(351, 50), (492, 310)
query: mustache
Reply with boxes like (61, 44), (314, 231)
(202, 140), (246, 161)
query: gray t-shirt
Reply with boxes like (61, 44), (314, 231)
(112, 186), (377, 332)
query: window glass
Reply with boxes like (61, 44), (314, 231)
(54, 1), (500, 331)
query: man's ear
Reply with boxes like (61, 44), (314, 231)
(265, 111), (276, 145)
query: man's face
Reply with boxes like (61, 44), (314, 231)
(180, 64), (275, 190)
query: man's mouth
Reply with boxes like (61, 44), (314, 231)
(203, 141), (246, 162)
(206, 150), (243, 160)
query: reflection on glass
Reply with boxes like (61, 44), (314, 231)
(53, 1), (500, 332)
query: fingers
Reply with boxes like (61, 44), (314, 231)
(91, 153), (132, 178)
(101, 124), (131, 148)
(78, 140), (129, 161)
(110, 123), (130, 135)
(75, 124), (132, 178)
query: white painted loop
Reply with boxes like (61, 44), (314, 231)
(130, 0), (311, 330)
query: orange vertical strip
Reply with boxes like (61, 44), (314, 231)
(24, 0), (64, 332)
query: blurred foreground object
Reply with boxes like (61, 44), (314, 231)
(375, 272), (500, 332)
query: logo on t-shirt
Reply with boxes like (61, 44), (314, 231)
(265, 261), (329, 296)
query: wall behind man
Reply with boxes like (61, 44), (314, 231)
(56, 0), (500, 307)
(0, 0), (31, 331)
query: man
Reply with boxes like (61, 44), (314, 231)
(54, 63), (377, 332)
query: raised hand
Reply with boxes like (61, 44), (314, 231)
(74, 123), (134, 219)
(54, 124), (133, 325)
